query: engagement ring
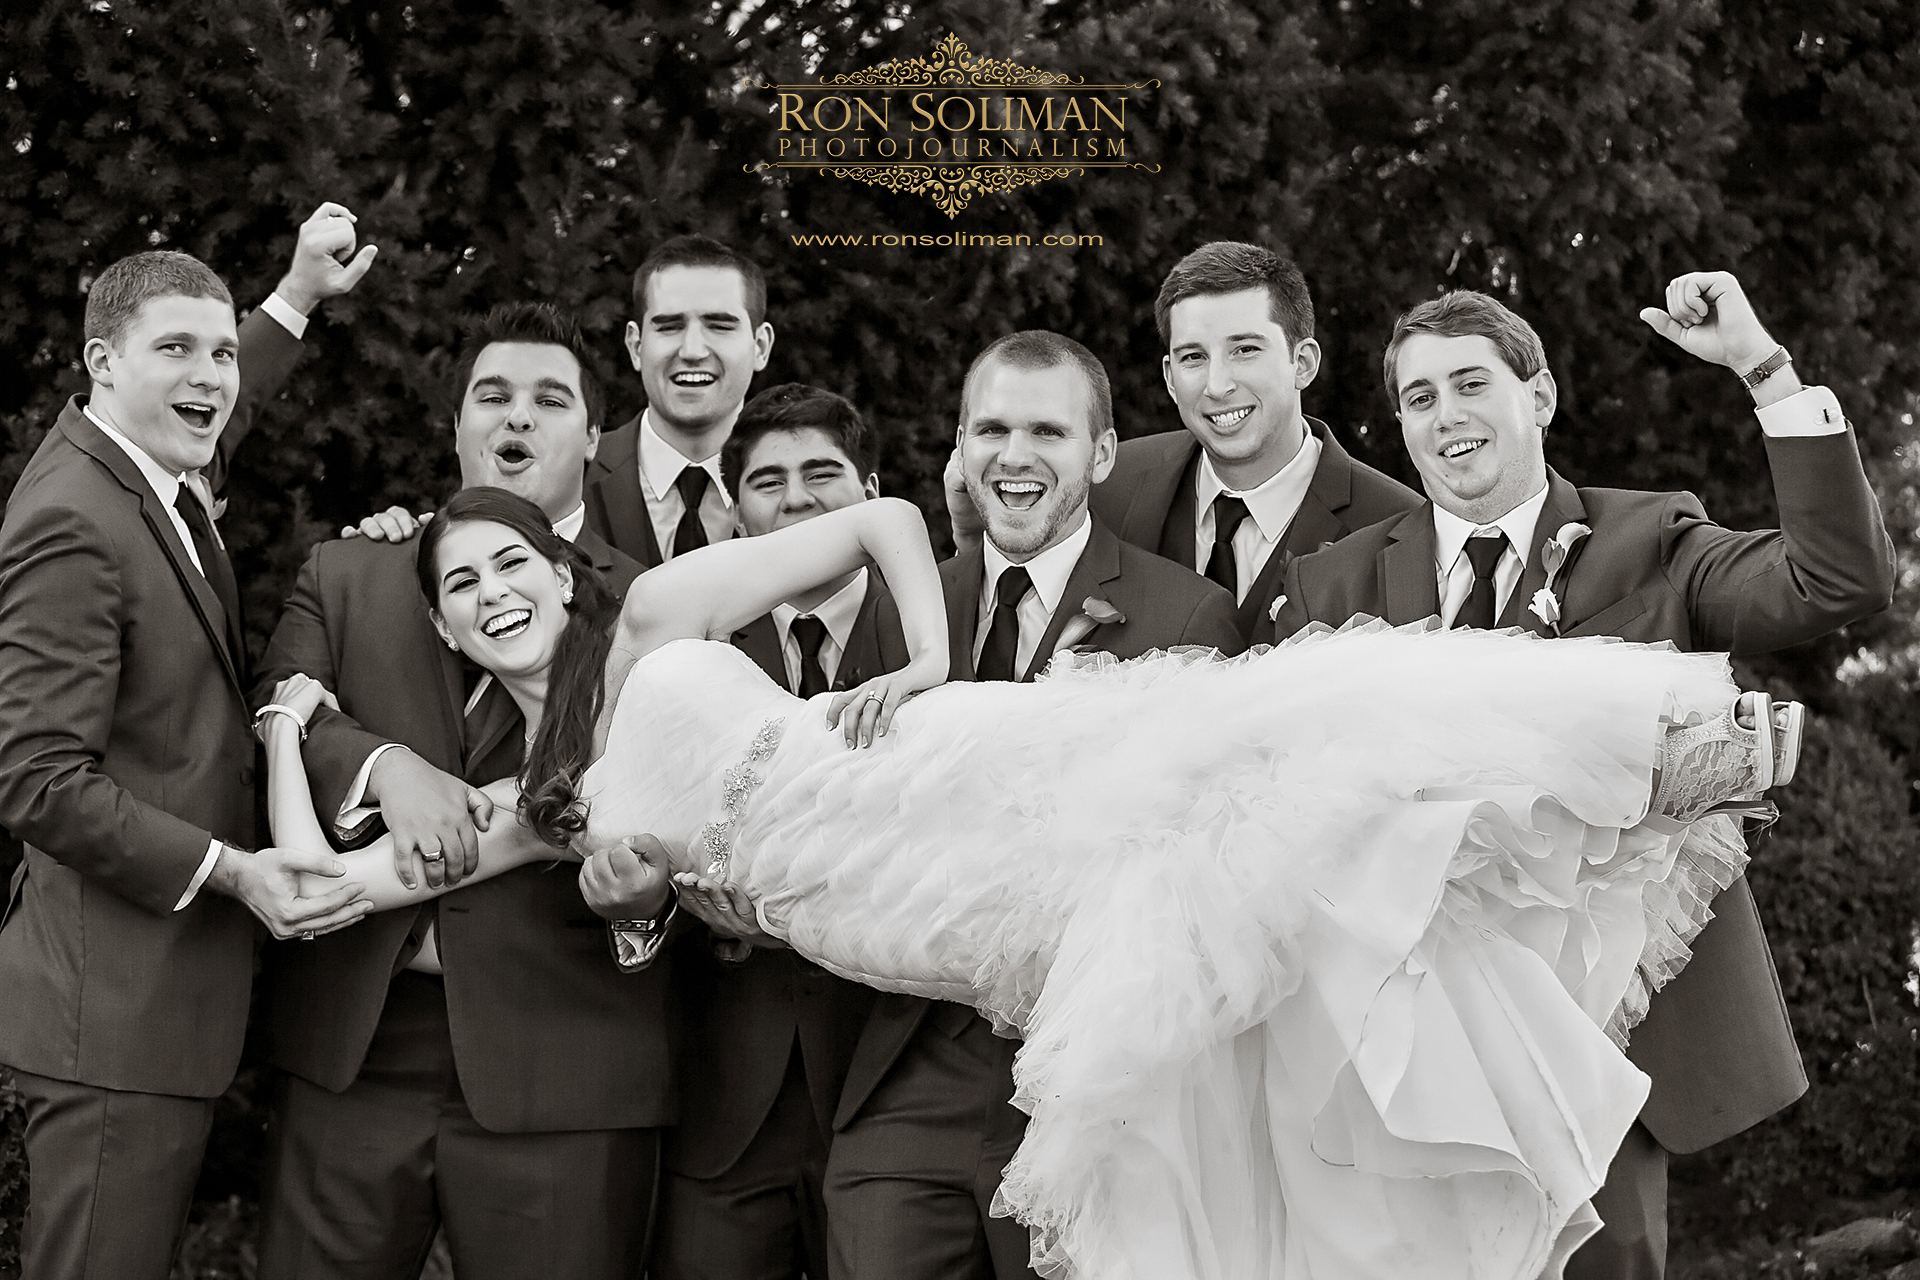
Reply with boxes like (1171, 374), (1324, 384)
(299, 930), (315, 942)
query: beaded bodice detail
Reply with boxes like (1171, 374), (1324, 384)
(695, 717), (786, 878)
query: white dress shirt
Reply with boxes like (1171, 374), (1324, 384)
(638, 410), (734, 557)
(1433, 482), (1551, 628)
(1430, 384), (1851, 627)
(1194, 428), (1322, 602)
(82, 404), (226, 909)
(976, 513), (1094, 677)
(771, 569), (869, 693)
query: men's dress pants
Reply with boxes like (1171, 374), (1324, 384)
(10, 1066), (217, 1280)
(257, 970), (657, 1280)
(654, 1044), (830, 1280)
(825, 1004), (1039, 1280)
(1565, 1120), (1669, 1280)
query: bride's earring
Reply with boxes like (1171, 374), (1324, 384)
(561, 586), (574, 604)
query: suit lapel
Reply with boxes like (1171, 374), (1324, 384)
(1379, 505), (1440, 625)
(1024, 519), (1121, 682)
(836, 578), (885, 688)
(1498, 472), (1588, 635)
(731, 614), (789, 689)
(586, 417), (663, 568)
(1157, 440), (1202, 570)
(61, 403), (243, 696)
(943, 550), (984, 682)
(463, 677), (522, 779)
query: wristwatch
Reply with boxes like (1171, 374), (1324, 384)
(1738, 345), (1792, 391)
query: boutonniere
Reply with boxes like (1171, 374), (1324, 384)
(1526, 522), (1592, 636)
(1055, 596), (1127, 650)
(1267, 594), (1288, 623)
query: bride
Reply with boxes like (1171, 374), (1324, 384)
(260, 484), (1796, 1280)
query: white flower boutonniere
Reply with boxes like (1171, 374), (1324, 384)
(1055, 596), (1127, 651)
(1267, 594), (1288, 623)
(1526, 522), (1593, 636)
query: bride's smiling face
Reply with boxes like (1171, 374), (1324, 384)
(430, 518), (574, 679)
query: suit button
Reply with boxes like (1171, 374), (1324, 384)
(239, 764), (256, 787)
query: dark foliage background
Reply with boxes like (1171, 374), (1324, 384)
(0, 0), (1915, 1275)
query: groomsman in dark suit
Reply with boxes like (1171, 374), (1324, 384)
(635, 383), (907, 1280)
(1278, 273), (1895, 1278)
(826, 331), (1242, 1280)
(947, 243), (1419, 645)
(0, 244), (372, 1280)
(584, 234), (774, 565)
(253, 303), (667, 1280)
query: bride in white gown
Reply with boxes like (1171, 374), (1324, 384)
(262, 485), (1795, 1280)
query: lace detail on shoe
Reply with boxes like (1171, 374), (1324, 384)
(695, 717), (785, 879)
(1652, 700), (1769, 823)
(1605, 813), (1750, 1048)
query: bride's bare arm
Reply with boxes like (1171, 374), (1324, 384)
(262, 677), (560, 912)
(596, 498), (949, 753)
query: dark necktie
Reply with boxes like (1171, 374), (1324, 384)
(1205, 494), (1250, 598)
(172, 486), (244, 668)
(1455, 532), (1510, 630)
(975, 566), (1032, 683)
(789, 615), (832, 699)
(672, 467), (711, 558)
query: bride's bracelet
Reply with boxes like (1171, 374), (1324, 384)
(253, 703), (309, 743)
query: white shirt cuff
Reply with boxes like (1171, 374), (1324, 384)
(260, 291), (310, 341)
(173, 839), (224, 911)
(1756, 385), (1845, 438)
(612, 899), (679, 971)
(337, 743), (407, 837)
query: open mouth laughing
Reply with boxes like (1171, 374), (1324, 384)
(173, 401), (218, 431)
(1205, 406), (1253, 429)
(991, 477), (1047, 511)
(481, 608), (531, 640)
(671, 369), (717, 390)
(1439, 437), (1488, 461)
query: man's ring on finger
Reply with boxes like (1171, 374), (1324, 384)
(422, 842), (445, 862)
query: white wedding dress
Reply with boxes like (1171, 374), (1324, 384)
(581, 622), (1751, 1280)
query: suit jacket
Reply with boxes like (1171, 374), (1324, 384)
(834, 517), (1243, 1130)
(1090, 419), (1421, 646)
(0, 400), (258, 1097)
(665, 576), (908, 1178)
(1278, 428), (1896, 1152)
(584, 413), (667, 568)
(251, 527), (676, 1132)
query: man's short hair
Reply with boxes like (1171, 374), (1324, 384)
(959, 330), (1114, 440)
(1153, 242), (1315, 349)
(453, 301), (604, 431)
(632, 234), (768, 329)
(721, 383), (876, 499)
(83, 251), (234, 352)
(1382, 290), (1548, 402)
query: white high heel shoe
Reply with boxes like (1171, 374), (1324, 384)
(1654, 692), (1801, 823)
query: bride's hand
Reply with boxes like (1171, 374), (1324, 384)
(826, 655), (945, 749)
(269, 672), (338, 724)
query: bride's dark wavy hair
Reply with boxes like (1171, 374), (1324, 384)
(415, 486), (620, 849)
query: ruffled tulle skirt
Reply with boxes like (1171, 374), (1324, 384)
(720, 621), (1745, 1280)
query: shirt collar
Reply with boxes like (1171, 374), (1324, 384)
(550, 502), (586, 543)
(1194, 425), (1323, 540)
(982, 510), (1093, 617)
(772, 567), (869, 653)
(639, 409), (731, 508)
(1432, 479), (1552, 572)
(83, 402), (185, 508)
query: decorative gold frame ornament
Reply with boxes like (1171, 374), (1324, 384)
(745, 34), (1160, 219)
